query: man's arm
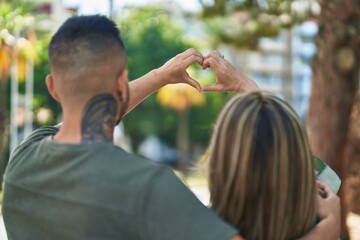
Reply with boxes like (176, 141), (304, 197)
(126, 48), (203, 114)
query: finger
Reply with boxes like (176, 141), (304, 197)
(316, 180), (336, 198)
(203, 52), (228, 72)
(214, 50), (224, 59)
(201, 84), (223, 92)
(204, 50), (223, 62)
(182, 55), (203, 68)
(203, 50), (220, 59)
(186, 51), (203, 62)
(316, 193), (324, 204)
(316, 180), (330, 193)
(316, 180), (326, 189)
(180, 48), (203, 60)
(203, 57), (221, 71)
(182, 48), (197, 56)
(185, 76), (201, 92)
(202, 61), (210, 69)
(318, 188), (327, 198)
(316, 181), (328, 198)
(177, 48), (195, 59)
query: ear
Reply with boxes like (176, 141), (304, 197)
(116, 69), (129, 100)
(45, 74), (60, 102)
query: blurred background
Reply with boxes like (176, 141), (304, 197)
(0, 0), (359, 239)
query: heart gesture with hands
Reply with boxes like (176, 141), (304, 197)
(156, 48), (259, 93)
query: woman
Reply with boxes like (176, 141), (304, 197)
(201, 50), (339, 239)
(206, 92), (316, 239)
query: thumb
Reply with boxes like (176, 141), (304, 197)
(185, 76), (201, 92)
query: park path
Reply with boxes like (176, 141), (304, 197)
(0, 215), (7, 240)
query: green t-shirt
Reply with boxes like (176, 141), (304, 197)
(3, 126), (237, 240)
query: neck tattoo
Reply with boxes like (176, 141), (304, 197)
(81, 94), (117, 143)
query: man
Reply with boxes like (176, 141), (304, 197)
(3, 15), (339, 239)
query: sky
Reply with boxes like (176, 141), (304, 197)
(62, 0), (202, 16)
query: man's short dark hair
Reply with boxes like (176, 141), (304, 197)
(49, 15), (126, 72)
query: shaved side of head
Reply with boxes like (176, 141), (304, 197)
(49, 15), (126, 107)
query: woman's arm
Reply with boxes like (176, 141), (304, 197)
(298, 181), (341, 240)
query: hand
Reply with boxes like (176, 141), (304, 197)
(201, 50), (259, 92)
(316, 180), (341, 222)
(297, 181), (340, 240)
(154, 48), (203, 91)
(316, 180), (341, 238)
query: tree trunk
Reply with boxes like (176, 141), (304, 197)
(307, 0), (360, 238)
(344, 90), (360, 215)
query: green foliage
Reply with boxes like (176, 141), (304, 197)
(0, 0), (37, 35)
(201, 0), (318, 49)
(119, 7), (190, 150)
(119, 7), (191, 79)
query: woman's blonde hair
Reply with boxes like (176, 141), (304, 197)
(207, 91), (316, 240)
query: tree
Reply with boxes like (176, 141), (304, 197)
(201, 0), (314, 49)
(200, 0), (359, 238)
(344, 90), (360, 216)
(307, 1), (359, 238)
